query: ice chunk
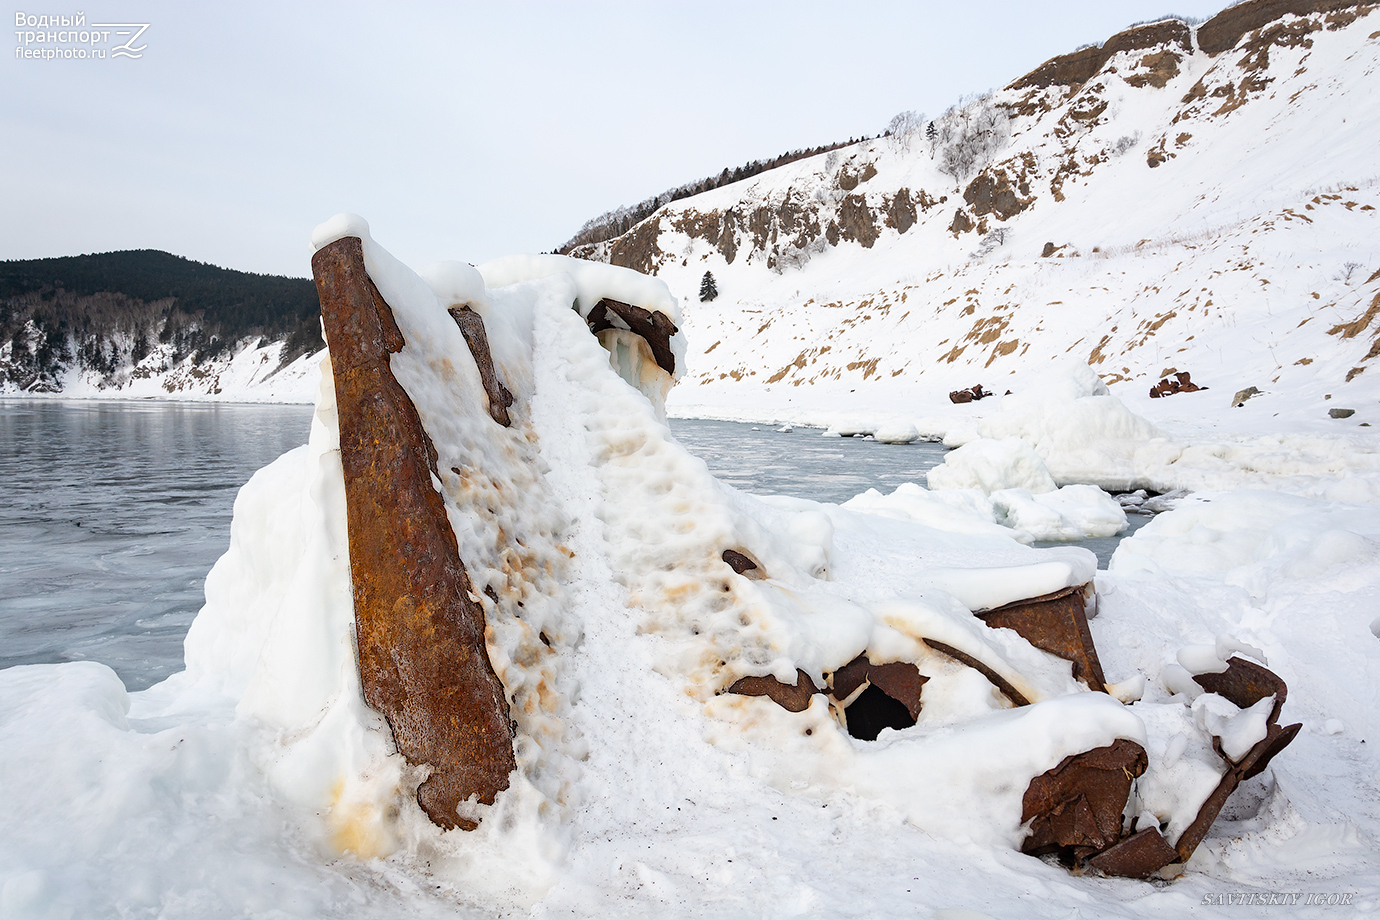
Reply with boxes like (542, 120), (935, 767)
(990, 484), (1128, 541)
(874, 422), (919, 444)
(927, 437), (1057, 495)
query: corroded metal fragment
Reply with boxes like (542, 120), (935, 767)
(1021, 739), (1148, 859)
(448, 305), (514, 427)
(1192, 655), (1287, 724)
(1170, 659), (1302, 864)
(312, 237), (515, 831)
(728, 669), (820, 712)
(977, 584), (1106, 692)
(829, 655), (928, 721)
(948, 384), (992, 404)
(1089, 826), (1179, 879)
(585, 297), (679, 375)
(721, 548), (761, 578)
(922, 639), (1031, 707)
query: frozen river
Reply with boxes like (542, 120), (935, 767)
(0, 401), (1139, 691)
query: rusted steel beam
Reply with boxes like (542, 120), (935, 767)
(922, 639), (1031, 707)
(976, 584), (1107, 692)
(1021, 739), (1148, 859)
(448, 305), (514, 427)
(312, 237), (515, 831)
(585, 297), (679, 375)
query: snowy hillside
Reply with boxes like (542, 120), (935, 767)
(570, 1), (1380, 436)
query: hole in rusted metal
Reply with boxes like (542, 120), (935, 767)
(844, 683), (917, 740)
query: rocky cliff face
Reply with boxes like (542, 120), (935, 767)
(567, 0), (1380, 418)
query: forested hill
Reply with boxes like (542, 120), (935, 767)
(0, 250), (323, 393)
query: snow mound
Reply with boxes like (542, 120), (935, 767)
(927, 436), (1057, 494)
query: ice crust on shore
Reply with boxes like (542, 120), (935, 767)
(3, 222), (1379, 917)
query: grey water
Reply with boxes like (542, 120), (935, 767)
(0, 403), (1145, 692)
(0, 400), (316, 690)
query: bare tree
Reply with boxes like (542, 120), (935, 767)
(935, 94), (1011, 181)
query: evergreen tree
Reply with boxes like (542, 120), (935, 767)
(699, 271), (719, 302)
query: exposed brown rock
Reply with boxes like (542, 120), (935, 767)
(1006, 20), (1191, 91)
(312, 236), (515, 831)
(1232, 386), (1262, 407)
(883, 189), (919, 234)
(1125, 49), (1184, 88)
(584, 297), (679, 375)
(1196, 0), (1363, 55)
(1021, 740), (1148, 859)
(836, 194), (880, 248)
(728, 669), (821, 712)
(964, 168), (1034, 221)
(976, 584), (1106, 692)
(948, 209), (975, 236)
(608, 217), (667, 275)
(448, 306), (514, 427)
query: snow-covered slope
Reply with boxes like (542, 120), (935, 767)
(571, 1), (1380, 437)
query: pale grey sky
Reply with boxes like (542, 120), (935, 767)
(3, 1), (1228, 277)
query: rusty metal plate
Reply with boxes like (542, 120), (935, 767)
(1192, 656), (1287, 725)
(1021, 739), (1147, 858)
(313, 237), (516, 831)
(977, 584), (1106, 691)
(1089, 826), (1179, 879)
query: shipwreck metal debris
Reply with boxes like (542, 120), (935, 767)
(722, 548), (765, 579)
(448, 305), (514, 427)
(829, 655), (928, 740)
(584, 297), (679, 375)
(1022, 739), (1149, 861)
(922, 639), (1032, 707)
(313, 236), (516, 831)
(948, 384), (993, 404)
(1088, 826), (1180, 879)
(1169, 657), (1302, 864)
(1081, 657), (1300, 878)
(976, 584), (1107, 692)
(727, 669), (822, 712)
(1149, 371), (1207, 398)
